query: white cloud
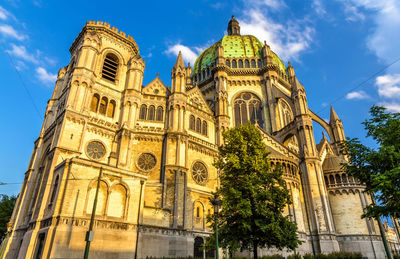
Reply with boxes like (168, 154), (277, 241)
(312, 0), (327, 17)
(337, 0), (400, 66)
(345, 90), (370, 99)
(0, 24), (26, 40)
(375, 74), (400, 99)
(36, 67), (56, 84)
(164, 44), (200, 66)
(6, 44), (37, 64)
(238, 9), (314, 61)
(378, 101), (400, 113)
(0, 6), (10, 20)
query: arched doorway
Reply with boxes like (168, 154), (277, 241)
(194, 236), (204, 258)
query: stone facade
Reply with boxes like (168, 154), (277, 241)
(2, 18), (398, 259)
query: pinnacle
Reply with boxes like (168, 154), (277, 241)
(330, 106), (340, 123)
(173, 51), (185, 70)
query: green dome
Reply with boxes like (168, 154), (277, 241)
(193, 34), (286, 75)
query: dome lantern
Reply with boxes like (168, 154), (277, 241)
(227, 15), (240, 35)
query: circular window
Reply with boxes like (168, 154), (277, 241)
(192, 162), (208, 185)
(154, 89), (159, 94)
(137, 153), (157, 171)
(86, 141), (106, 160)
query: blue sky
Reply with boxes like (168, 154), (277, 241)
(1, 0), (400, 196)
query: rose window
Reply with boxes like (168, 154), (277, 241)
(192, 162), (208, 185)
(137, 153), (157, 171)
(86, 141), (106, 160)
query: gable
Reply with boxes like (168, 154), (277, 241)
(142, 76), (170, 97)
(186, 86), (213, 115)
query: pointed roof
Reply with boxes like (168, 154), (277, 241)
(291, 76), (304, 92)
(330, 106), (340, 124)
(172, 51), (185, 71)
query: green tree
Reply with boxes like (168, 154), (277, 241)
(340, 106), (400, 218)
(208, 123), (301, 259)
(0, 195), (16, 240)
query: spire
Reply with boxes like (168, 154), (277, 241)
(330, 106), (340, 124)
(227, 15), (240, 35)
(173, 51), (185, 71)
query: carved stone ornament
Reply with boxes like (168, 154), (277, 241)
(192, 161), (208, 185)
(86, 141), (106, 160)
(137, 153), (157, 171)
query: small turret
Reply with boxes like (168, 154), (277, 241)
(171, 51), (186, 93)
(186, 63), (192, 85)
(216, 44), (225, 65)
(287, 61), (295, 81)
(227, 15), (240, 35)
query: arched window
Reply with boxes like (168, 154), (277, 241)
(233, 92), (264, 128)
(194, 75), (197, 82)
(342, 174), (348, 184)
(238, 60), (243, 68)
(49, 175), (59, 204)
(196, 118), (201, 133)
(207, 68), (210, 77)
(86, 181), (108, 215)
(148, 105), (155, 121)
(90, 94), (100, 112)
(139, 104), (147, 120)
(329, 175), (335, 186)
(107, 100), (116, 118)
(99, 97), (108, 115)
(245, 60), (250, 68)
(108, 184), (127, 218)
(226, 60), (230, 67)
(156, 106), (164, 121)
(202, 70), (206, 80)
(202, 121), (207, 136)
(278, 100), (293, 129)
(189, 115), (195, 130)
(257, 59), (262, 68)
(232, 60), (237, 68)
(102, 53), (119, 82)
(251, 59), (256, 68)
(335, 174), (341, 184)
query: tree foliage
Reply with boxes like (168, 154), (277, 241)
(340, 106), (400, 218)
(208, 123), (301, 258)
(0, 194), (16, 240)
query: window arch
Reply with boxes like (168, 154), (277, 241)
(99, 97), (108, 115)
(148, 105), (155, 121)
(189, 115), (195, 130)
(257, 59), (262, 68)
(202, 70), (206, 80)
(202, 121), (207, 136)
(49, 175), (59, 204)
(90, 94), (100, 112)
(102, 53), (119, 82)
(86, 180), (108, 215)
(107, 100), (116, 118)
(232, 60), (237, 68)
(196, 118), (201, 133)
(251, 59), (256, 68)
(245, 60), (250, 68)
(108, 184), (127, 218)
(233, 92), (264, 128)
(238, 60), (243, 68)
(226, 60), (230, 67)
(139, 104), (147, 120)
(156, 106), (164, 121)
(278, 99), (293, 129)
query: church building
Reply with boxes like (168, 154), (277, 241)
(2, 17), (392, 258)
